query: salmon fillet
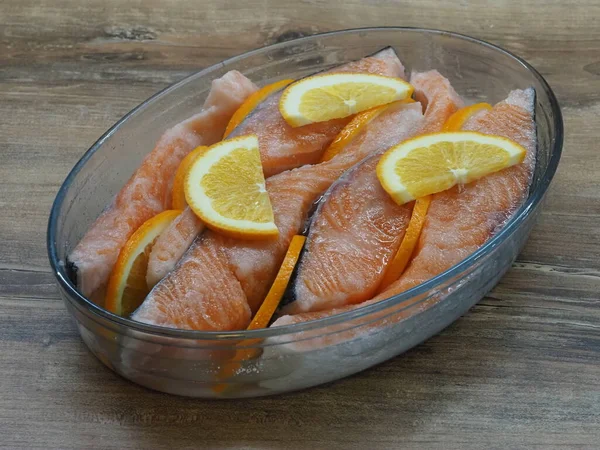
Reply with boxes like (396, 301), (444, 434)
(384, 88), (537, 294)
(285, 155), (415, 314)
(270, 88), (537, 350)
(144, 48), (408, 289)
(132, 103), (425, 330)
(285, 70), (463, 314)
(411, 70), (465, 133)
(68, 71), (259, 296)
(229, 47), (406, 178)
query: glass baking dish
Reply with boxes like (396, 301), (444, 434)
(47, 27), (563, 397)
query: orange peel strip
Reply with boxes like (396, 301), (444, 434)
(213, 235), (306, 393)
(378, 195), (431, 291)
(320, 98), (415, 162)
(223, 78), (295, 138)
(442, 102), (492, 132)
(170, 146), (208, 210)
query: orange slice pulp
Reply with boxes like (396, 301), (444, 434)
(279, 73), (413, 127)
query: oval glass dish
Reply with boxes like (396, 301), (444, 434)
(48, 28), (563, 398)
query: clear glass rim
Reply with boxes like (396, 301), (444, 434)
(47, 26), (564, 341)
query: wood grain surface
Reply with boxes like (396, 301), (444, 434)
(1, 0), (599, 448)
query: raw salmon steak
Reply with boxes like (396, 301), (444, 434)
(383, 88), (537, 295)
(228, 47), (407, 178)
(270, 88), (537, 350)
(68, 71), (258, 297)
(285, 70), (463, 314)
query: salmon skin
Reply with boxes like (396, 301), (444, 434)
(284, 70), (463, 314)
(67, 71), (258, 297)
(143, 47), (408, 290)
(131, 101), (426, 331)
(270, 88), (537, 350)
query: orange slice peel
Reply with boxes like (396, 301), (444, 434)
(170, 146), (209, 210)
(378, 196), (431, 291)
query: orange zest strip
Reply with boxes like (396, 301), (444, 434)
(170, 146), (208, 210)
(223, 79), (295, 138)
(320, 98), (415, 163)
(213, 235), (306, 394)
(378, 195), (431, 292)
(442, 102), (492, 132)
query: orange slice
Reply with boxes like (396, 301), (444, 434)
(223, 79), (294, 138)
(247, 234), (306, 330)
(213, 235), (306, 393)
(279, 73), (413, 127)
(377, 104), (495, 290)
(105, 210), (181, 316)
(170, 146), (208, 210)
(185, 134), (278, 239)
(378, 195), (431, 291)
(443, 102), (492, 132)
(377, 131), (527, 205)
(320, 99), (415, 162)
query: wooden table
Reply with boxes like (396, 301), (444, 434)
(2, 1), (599, 448)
